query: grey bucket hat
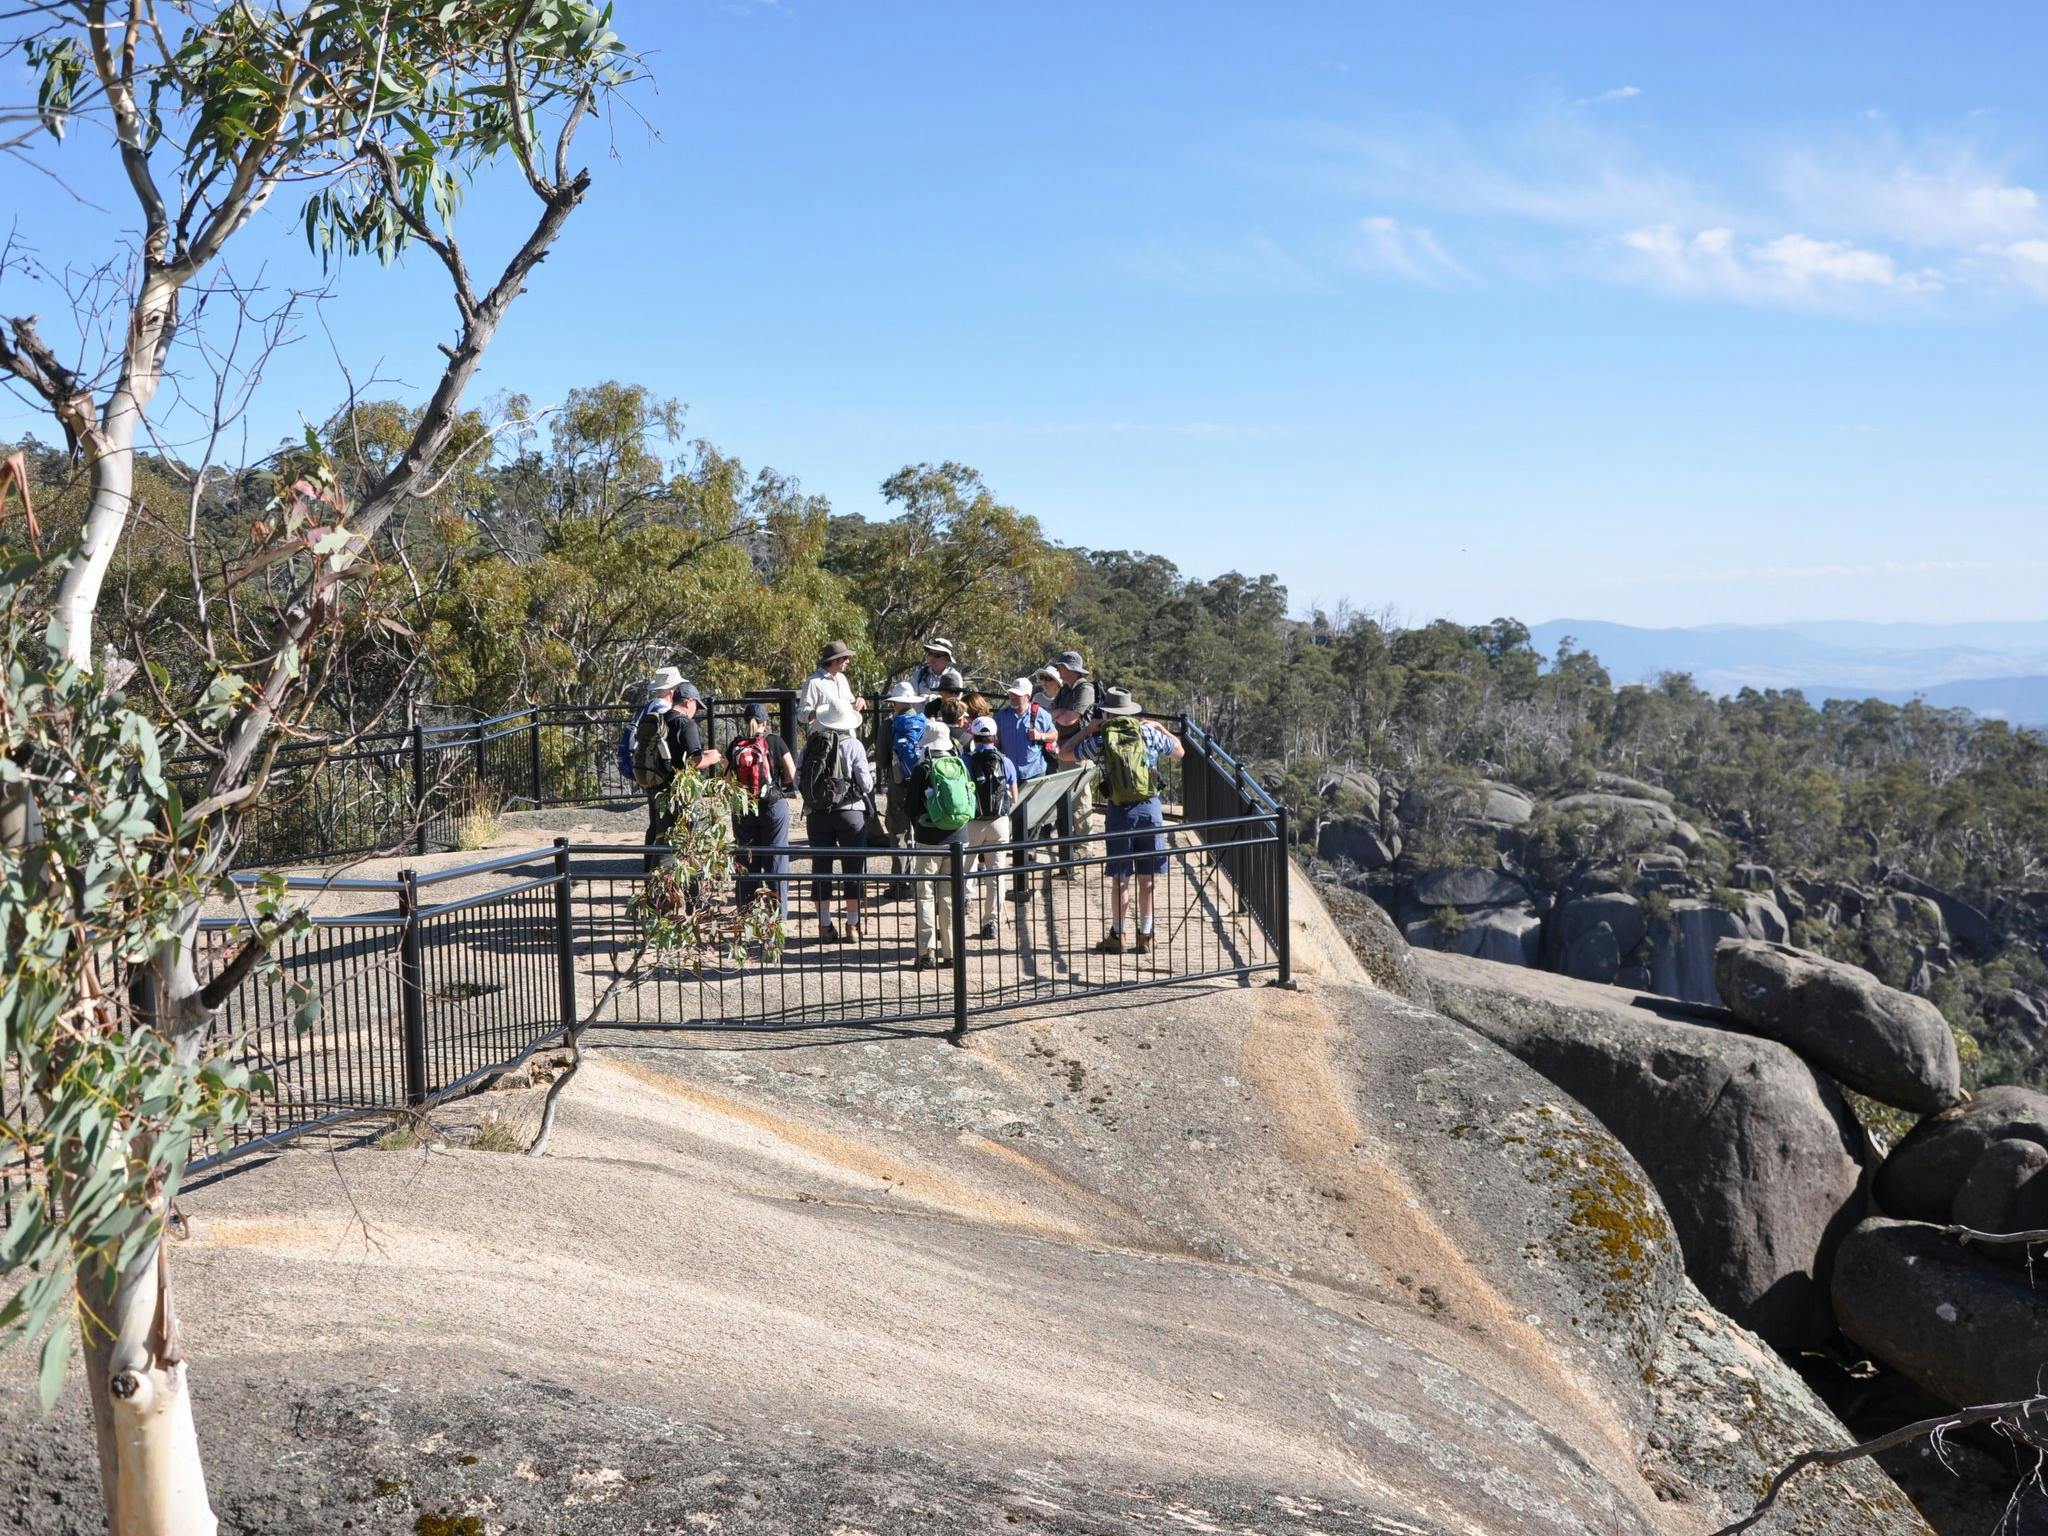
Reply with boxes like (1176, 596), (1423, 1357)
(1096, 686), (1142, 716)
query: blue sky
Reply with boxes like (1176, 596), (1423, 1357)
(4, 2), (2047, 627)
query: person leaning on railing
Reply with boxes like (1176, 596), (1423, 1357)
(1057, 686), (1184, 956)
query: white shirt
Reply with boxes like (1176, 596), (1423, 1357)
(797, 666), (857, 729)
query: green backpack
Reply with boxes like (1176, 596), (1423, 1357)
(1100, 718), (1157, 807)
(920, 753), (977, 831)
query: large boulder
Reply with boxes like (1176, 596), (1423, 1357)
(1317, 815), (1397, 870)
(1592, 770), (1674, 806)
(1833, 1218), (2048, 1408)
(1648, 900), (1745, 1007)
(1742, 894), (1789, 944)
(1406, 906), (1543, 967)
(1551, 792), (1704, 855)
(1419, 952), (1870, 1350)
(1714, 940), (1962, 1114)
(1874, 1085), (2048, 1222)
(1478, 780), (1535, 826)
(1410, 865), (1528, 910)
(1885, 871), (1996, 957)
(1317, 766), (1381, 816)
(1951, 1138), (2048, 1235)
(1551, 893), (1647, 985)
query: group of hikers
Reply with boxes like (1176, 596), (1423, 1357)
(622, 636), (1185, 966)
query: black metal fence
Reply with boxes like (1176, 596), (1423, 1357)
(166, 692), (800, 867)
(190, 808), (1287, 1174)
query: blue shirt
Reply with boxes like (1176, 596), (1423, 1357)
(1072, 719), (1177, 797)
(994, 701), (1053, 780)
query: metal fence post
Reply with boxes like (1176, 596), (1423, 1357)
(398, 869), (429, 1104)
(1273, 806), (1294, 989)
(948, 840), (970, 1046)
(411, 722), (429, 855)
(552, 837), (578, 1036)
(528, 711), (545, 805)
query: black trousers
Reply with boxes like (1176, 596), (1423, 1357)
(734, 795), (793, 916)
(806, 806), (868, 904)
(644, 790), (675, 872)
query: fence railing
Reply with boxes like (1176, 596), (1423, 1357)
(165, 692), (800, 867)
(138, 696), (1295, 1178)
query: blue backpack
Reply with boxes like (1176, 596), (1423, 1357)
(890, 711), (928, 781)
(616, 705), (650, 784)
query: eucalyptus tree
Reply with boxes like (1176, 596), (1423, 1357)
(0, 4), (632, 1531)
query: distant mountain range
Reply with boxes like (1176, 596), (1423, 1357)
(1528, 619), (2048, 727)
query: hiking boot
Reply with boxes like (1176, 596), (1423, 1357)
(1005, 888), (1032, 904)
(1093, 931), (1125, 955)
(912, 954), (937, 971)
(1134, 932), (1153, 955)
(977, 922), (998, 941)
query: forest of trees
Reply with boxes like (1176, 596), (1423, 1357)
(15, 377), (2048, 1084)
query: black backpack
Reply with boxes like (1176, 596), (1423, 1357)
(967, 749), (1013, 820)
(798, 731), (855, 814)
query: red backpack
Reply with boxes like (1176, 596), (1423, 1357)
(730, 735), (778, 800)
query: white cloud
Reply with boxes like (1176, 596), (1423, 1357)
(1776, 145), (2046, 247)
(1618, 224), (1938, 305)
(1351, 215), (1466, 283)
(1981, 238), (2048, 295)
(1578, 85), (1642, 105)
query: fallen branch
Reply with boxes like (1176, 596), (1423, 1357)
(1931, 1222), (2048, 1248)
(1707, 1395), (2048, 1536)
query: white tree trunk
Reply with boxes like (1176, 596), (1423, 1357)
(78, 1237), (216, 1536)
(51, 270), (178, 672)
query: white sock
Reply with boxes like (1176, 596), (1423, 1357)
(1138, 916), (1154, 935)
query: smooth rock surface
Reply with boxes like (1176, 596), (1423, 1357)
(1551, 893), (1647, 985)
(1834, 1217), (2048, 1410)
(1875, 1085), (2048, 1222)
(1411, 864), (1530, 910)
(1421, 951), (1869, 1349)
(1648, 900), (1744, 1007)
(1951, 1138), (2048, 1236)
(1318, 814), (1397, 870)
(1715, 940), (1963, 1114)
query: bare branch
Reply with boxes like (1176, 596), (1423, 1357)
(1708, 1396), (2048, 1536)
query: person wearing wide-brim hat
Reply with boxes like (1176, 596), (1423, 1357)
(630, 674), (720, 872)
(1048, 648), (1098, 833)
(877, 677), (933, 893)
(798, 638), (863, 735)
(1058, 686), (1184, 957)
(795, 693), (876, 943)
(907, 637), (957, 702)
(904, 718), (968, 969)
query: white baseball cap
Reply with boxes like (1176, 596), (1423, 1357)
(969, 715), (998, 738)
(1007, 677), (1033, 697)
